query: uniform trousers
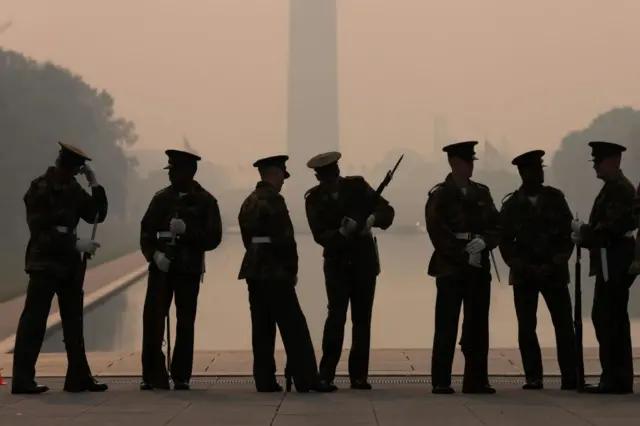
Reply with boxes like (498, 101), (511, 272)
(246, 278), (319, 391)
(141, 266), (201, 384)
(13, 271), (92, 386)
(431, 272), (490, 388)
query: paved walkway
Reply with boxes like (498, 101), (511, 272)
(1, 378), (639, 425)
(2, 348), (640, 378)
(0, 252), (147, 343)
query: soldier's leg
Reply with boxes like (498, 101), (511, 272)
(591, 276), (613, 384)
(512, 283), (543, 382)
(141, 267), (173, 387)
(348, 274), (376, 384)
(11, 273), (56, 388)
(273, 280), (319, 391)
(608, 275), (633, 389)
(461, 276), (491, 389)
(170, 272), (201, 385)
(319, 274), (350, 382)
(540, 283), (576, 386)
(431, 277), (464, 389)
(247, 279), (278, 389)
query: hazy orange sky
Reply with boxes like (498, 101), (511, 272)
(2, 0), (639, 165)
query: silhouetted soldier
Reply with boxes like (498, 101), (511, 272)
(12, 142), (108, 394)
(571, 141), (637, 394)
(425, 141), (501, 395)
(629, 182), (640, 275)
(238, 155), (333, 393)
(500, 150), (576, 390)
(304, 151), (395, 391)
(140, 149), (222, 390)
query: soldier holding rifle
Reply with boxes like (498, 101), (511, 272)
(571, 141), (637, 394)
(139, 149), (222, 391)
(499, 150), (576, 390)
(425, 141), (501, 395)
(238, 155), (332, 393)
(304, 151), (397, 391)
(12, 142), (108, 394)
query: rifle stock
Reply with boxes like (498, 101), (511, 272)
(574, 214), (585, 391)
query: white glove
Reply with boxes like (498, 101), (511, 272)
(81, 163), (98, 187)
(571, 232), (583, 245)
(359, 214), (376, 235)
(571, 219), (585, 234)
(339, 217), (358, 236)
(76, 238), (100, 255)
(468, 252), (482, 268)
(153, 251), (171, 272)
(170, 218), (186, 234)
(465, 237), (486, 254)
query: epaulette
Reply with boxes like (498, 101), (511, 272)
(428, 183), (443, 196)
(304, 185), (320, 199)
(544, 185), (565, 198)
(472, 181), (490, 191)
(344, 175), (365, 182)
(154, 186), (170, 197)
(501, 191), (515, 205)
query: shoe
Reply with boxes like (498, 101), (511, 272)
(173, 380), (190, 390)
(462, 385), (496, 394)
(315, 380), (338, 393)
(11, 382), (49, 395)
(140, 381), (153, 391)
(140, 378), (170, 390)
(560, 380), (578, 391)
(432, 385), (455, 394)
(522, 379), (543, 390)
(582, 382), (633, 394)
(350, 380), (372, 390)
(256, 383), (283, 393)
(64, 377), (108, 393)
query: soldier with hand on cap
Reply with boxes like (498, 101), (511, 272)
(304, 151), (395, 391)
(12, 142), (108, 395)
(570, 141), (637, 394)
(139, 149), (222, 391)
(425, 141), (501, 395)
(238, 155), (332, 393)
(499, 150), (576, 391)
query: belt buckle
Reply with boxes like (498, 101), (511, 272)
(465, 232), (472, 241)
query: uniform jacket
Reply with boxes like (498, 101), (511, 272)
(499, 186), (574, 286)
(140, 181), (222, 275)
(425, 173), (501, 279)
(581, 171), (637, 277)
(237, 181), (298, 282)
(304, 175), (395, 277)
(24, 166), (108, 278)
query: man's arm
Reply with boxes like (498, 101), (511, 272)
(78, 184), (108, 224)
(24, 181), (76, 253)
(140, 196), (162, 262)
(581, 182), (635, 248)
(482, 190), (502, 250)
(305, 192), (347, 250)
(363, 180), (395, 230)
(425, 190), (468, 264)
(181, 194), (223, 251)
(498, 198), (519, 266)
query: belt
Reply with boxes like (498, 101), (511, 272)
(251, 236), (271, 244)
(453, 232), (479, 241)
(55, 226), (76, 235)
(157, 231), (173, 239)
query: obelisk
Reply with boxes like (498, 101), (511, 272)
(285, 0), (339, 231)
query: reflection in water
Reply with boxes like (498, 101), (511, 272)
(41, 234), (640, 352)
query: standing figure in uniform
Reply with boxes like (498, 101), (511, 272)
(139, 149), (223, 390)
(12, 142), (108, 394)
(499, 150), (577, 390)
(238, 155), (332, 393)
(304, 151), (395, 391)
(571, 141), (637, 394)
(425, 141), (501, 395)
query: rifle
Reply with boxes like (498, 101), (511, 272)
(351, 154), (404, 233)
(574, 212), (585, 391)
(77, 213), (100, 352)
